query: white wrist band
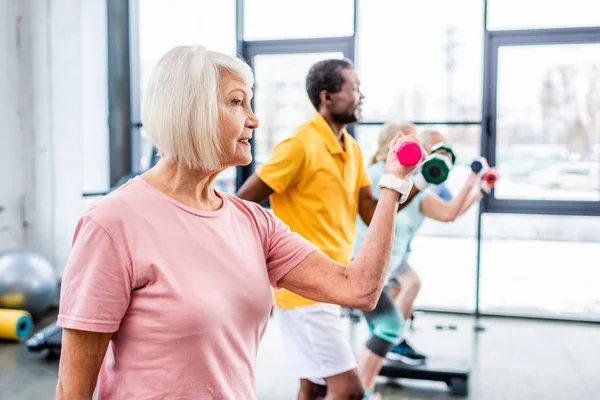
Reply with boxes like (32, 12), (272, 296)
(378, 175), (413, 204)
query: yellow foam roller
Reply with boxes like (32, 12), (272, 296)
(0, 309), (33, 341)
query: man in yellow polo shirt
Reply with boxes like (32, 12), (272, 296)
(237, 58), (419, 400)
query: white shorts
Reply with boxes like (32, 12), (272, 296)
(276, 303), (357, 385)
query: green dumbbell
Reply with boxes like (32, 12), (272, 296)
(412, 143), (456, 189)
(413, 153), (455, 189)
(430, 142), (456, 164)
(421, 154), (453, 185)
(426, 143), (455, 184)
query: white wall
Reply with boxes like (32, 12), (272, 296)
(0, 0), (109, 276)
(0, 0), (25, 251)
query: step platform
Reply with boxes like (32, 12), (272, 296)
(379, 356), (470, 396)
(25, 322), (63, 358)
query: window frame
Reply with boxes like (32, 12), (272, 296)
(486, 0), (600, 32)
(129, 0), (143, 173)
(481, 27), (600, 217)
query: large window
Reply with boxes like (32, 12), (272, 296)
(487, 0), (600, 31)
(479, 214), (600, 321)
(494, 43), (600, 201)
(244, 0), (354, 41)
(357, 0), (484, 122)
(413, 212), (600, 320)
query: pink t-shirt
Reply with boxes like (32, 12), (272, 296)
(57, 176), (317, 399)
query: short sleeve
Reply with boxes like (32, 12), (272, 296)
(255, 137), (305, 194)
(57, 216), (133, 333)
(437, 183), (453, 201)
(262, 210), (317, 288)
(412, 189), (430, 210)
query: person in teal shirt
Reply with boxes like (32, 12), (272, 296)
(353, 160), (429, 284)
(353, 124), (489, 393)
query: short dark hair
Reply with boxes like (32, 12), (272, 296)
(306, 59), (354, 110)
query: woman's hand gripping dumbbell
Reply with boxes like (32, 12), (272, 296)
(469, 157), (498, 195)
(480, 168), (498, 195)
(410, 143), (456, 190)
(377, 134), (427, 204)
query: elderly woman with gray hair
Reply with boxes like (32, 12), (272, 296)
(54, 45), (425, 400)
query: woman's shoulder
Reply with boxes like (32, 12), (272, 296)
(221, 193), (278, 229)
(222, 192), (272, 217)
(80, 178), (147, 230)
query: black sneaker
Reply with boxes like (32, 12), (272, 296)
(386, 340), (427, 365)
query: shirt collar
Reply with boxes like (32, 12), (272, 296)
(312, 112), (350, 155)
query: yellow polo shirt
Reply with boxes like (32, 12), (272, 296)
(256, 112), (371, 309)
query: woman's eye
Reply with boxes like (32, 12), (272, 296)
(233, 99), (243, 106)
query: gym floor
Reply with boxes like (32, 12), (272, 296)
(1, 310), (599, 400)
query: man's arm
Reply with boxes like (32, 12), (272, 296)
(237, 137), (305, 204)
(358, 184), (421, 226)
(236, 173), (274, 204)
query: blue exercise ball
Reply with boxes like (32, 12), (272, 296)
(0, 250), (59, 316)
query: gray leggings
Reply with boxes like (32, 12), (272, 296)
(361, 287), (404, 357)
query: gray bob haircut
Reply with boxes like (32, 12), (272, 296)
(142, 45), (254, 170)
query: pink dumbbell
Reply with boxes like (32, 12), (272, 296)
(395, 141), (421, 166)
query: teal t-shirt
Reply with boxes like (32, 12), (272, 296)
(352, 162), (429, 283)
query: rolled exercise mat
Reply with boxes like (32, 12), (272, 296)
(0, 308), (33, 341)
